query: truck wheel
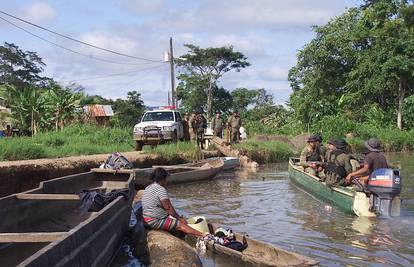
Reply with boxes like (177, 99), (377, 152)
(135, 141), (143, 151)
(172, 131), (178, 143)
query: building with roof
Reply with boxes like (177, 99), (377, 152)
(83, 105), (114, 125)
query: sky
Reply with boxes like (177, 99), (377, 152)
(1, 0), (361, 106)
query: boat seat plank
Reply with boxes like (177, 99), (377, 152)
(0, 232), (67, 243)
(91, 168), (133, 174)
(16, 194), (80, 200)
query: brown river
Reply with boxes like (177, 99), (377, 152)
(114, 152), (414, 267)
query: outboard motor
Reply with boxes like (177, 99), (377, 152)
(367, 168), (402, 217)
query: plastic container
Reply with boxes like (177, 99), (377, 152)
(187, 216), (209, 234)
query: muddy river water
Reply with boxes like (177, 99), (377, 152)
(115, 152), (414, 266)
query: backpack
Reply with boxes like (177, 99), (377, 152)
(104, 152), (133, 169)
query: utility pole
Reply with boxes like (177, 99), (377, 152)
(169, 37), (176, 107)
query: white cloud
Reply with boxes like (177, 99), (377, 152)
(120, 0), (167, 15)
(22, 2), (56, 24)
(258, 66), (289, 82)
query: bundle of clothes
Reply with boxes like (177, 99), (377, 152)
(197, 227), (248, 254)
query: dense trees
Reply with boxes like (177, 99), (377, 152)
(0, 42), (146, 134)
(289, 0), (414, 130)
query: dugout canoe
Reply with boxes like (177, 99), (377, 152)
(288, 157), (378, 217)
(207, 157), (240, 171)
(0, 170), (134, 267)
(92, 158), (224, 187)
(187, 220), (318, 267)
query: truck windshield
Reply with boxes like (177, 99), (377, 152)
(142, 112), (174, 122)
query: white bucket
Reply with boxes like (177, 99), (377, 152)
(187, 216), (209, 234)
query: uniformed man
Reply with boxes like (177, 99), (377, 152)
(228, 110), (242, 144)
(324, 139), (336, 162)
(182, 113), (191, 141)
(193, 111), (207, 149)
(345, 138), (388, 185)
(299, 135), (322, 176)
(189, 111), (197, 142)
(315, 134), (327, 161)
(324, 139), (352, 187)
(211, 111), (224, 138)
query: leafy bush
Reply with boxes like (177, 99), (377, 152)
(145, 142), (202, 162)
(0, 138), (47, 160)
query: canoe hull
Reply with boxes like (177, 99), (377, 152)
(0, 171), (134, 267)
(288, 158), (355, 214)
(134, 159), (224, 186)
(188, 222), (319, 266)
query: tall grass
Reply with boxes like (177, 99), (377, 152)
(0, 124), (133, 161)
(235, 140), (295, 164)
(144, 142), (203, 162)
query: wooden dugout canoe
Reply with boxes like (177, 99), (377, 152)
(189, 222), (319, 267)
(92, 158), (224, 187)
(206, 157), (240, 171)
(0, 170), (134, 267)
(288, 157), (377, 217)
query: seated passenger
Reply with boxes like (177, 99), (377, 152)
(315, 134), (327, 161)
(345, 138), (388, 185)
(142, 168), (205, 237)
(300, 135), (322, 176)
(324, 139), (352, 186)
(324, 139), (336, 162)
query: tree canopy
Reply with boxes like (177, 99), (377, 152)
(288, 0), (414, 130)
(176, 44), (250, 118)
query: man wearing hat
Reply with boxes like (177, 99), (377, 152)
(228, 110), (242, 144)
(345, 138), (388, 185)
(211, 111), (224, 138)
(300, 135), (323, 176)
(324, 139), (352, 186)
(324, 139), (336, 162)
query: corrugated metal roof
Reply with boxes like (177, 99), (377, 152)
(84, 105), (114, 117)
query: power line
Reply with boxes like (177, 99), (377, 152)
(0, 15), (161, 66)
(113, 64), (166, 91)
(0, 10), (164, 63)
(59, 64), (165, 83)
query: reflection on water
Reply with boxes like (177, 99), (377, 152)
(114, 153), (414, 267)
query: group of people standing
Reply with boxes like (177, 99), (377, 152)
(300, 135), (388, 187)
(182, 110), (243, 149)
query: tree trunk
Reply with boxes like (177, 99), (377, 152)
(397, 78), (406, 130)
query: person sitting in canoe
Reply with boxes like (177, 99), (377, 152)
(141, 167), (205, 237)
(345, 138), (388, 185)
(299, 135), (323, 176)
(324, 139), (353, 187)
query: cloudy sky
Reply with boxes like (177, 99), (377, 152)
(1, 0), (361, 106)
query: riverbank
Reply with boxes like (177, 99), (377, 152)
(0, 149), (219, 197)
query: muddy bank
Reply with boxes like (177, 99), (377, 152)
(0, 150), (219, 197)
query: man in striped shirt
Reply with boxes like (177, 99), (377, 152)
(142, 168), (205, 237)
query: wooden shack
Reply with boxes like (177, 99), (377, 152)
(83, 105), (114, 125)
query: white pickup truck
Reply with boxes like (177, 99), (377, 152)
(133, 108), (184, 151)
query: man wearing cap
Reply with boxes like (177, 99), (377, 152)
(193, 111), (207, 149)
(325, 139), (336, 162)
(300, 135), (323, 176)
(212, 111), (224, 138)
(228, 110), (242, 144)
(324, 139), (353, 186)
(345, 138), (388, 185)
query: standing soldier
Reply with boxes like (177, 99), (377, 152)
(189, 111), (197, 142)
(182, 113), (191, 141)
(193, 111), (207, 149)
(211, 111), (224, 138)
(228, 110), (242, 144)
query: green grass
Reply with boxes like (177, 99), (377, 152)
(0, 124), (134, 161)
(235, 140), (295, 164)
(144, 142), (203, 162)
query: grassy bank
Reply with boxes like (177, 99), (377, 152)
(0, 124), (133, 161)
(144, 142), (203, 163)
(235, 140), (295, 164)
